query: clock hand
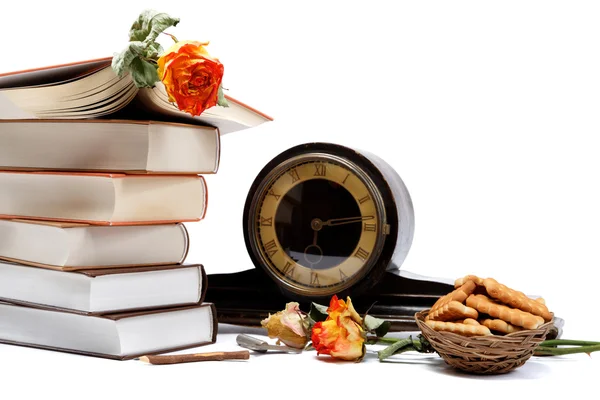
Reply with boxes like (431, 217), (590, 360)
(321, 215), (374, 227)
(306, 219), (324, 266)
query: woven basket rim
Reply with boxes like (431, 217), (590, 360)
(414, 309), (555, 341)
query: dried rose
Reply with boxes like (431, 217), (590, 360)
(311, 295), (366, 361)
(261, 302), (309, 349)
(157, 40), (224, 116)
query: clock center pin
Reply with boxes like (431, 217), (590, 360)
(311, 218), (324, 231)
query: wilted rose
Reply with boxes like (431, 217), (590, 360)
(157, 40), (224, 116)
(261, 302), (309, 349)
(311, 295), (366, 361)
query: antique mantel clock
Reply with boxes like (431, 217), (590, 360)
(205, 142), (453, 331)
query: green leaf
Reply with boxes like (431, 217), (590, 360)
(375, 321), (392, 337)
(217, 84), (229, 107)
(145, 41), (164, 60)
(129, 57), (160, 88)
(112, 10), (178, 88)
(129, 9), (180, 44)
(309, 302), (329, 323)
(418, 334), (434, 353)
(301, 314), (316, 335)
(364, 315), (392, 337)
(111, 41), (147, 77)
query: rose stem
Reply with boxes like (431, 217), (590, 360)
(535, 344), (600, 356)
(139, 350), (250, 365)
(540, 339), (600, 347)
(162, 32), (179, 43)
(377, 338), (422, 361)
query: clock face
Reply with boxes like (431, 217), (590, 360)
(252, 156), (385, 296)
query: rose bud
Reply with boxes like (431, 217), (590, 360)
(261, 302), (309, 349)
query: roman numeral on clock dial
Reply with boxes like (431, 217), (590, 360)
(282, 261), (295, 277)
(288, 168), (300, 183)
(267, 189), (281, 201)
(310, 272), (320, 286)
(264, 239), (278, 258)
(314, 164), (326, 177)
(363, 223), (376, 232)
(355, 247), (370, 262)
(339, 269), (348, 281)
(260, 216), (273, 226)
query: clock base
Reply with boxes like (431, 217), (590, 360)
(204, 268), (455, 331)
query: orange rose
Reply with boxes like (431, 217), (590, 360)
(311, 295), (366, 361)
(157, 40), (224, 116)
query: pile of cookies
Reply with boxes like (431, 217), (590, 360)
(425, 274), (553, 336)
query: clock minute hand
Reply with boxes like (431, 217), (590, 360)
(322, 215), (374, 227)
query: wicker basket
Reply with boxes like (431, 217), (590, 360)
(415, 309), (555, 375)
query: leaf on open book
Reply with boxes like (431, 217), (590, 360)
(129, 9), (180, 44)
(112, 41), (145, 77)
(130, 58), (160, 88)
(112, 10), (179, 88)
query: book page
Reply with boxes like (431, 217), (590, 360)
(0, 93), (35, 119)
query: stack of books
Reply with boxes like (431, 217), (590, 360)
(0, 57), (272, 360)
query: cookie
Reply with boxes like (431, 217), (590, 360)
(427, 300), (479, 322)
(454, 274), (484, 288)
(426, 280), (477, 321)
(482, 278), (553, 321)
(480, 318), (523, 334)
(425, 320), (492, 336)
(466, 294), (545, 330)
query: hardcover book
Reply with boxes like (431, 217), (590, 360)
(0, 119), (220, 174)
(0, 301), (217, 360)
(0, 261), (207, 314)
(0, 171), (207, 225)
(0, 220), (190, 270)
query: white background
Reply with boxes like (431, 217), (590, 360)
(1, 1), (599, 398)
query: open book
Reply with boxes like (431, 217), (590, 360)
(0, 57), (273, 135)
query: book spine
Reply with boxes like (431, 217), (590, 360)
(198, 264), (208, 304)
(178, 222), (191, 264)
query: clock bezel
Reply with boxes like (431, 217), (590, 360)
(243, 142), (402, 301)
